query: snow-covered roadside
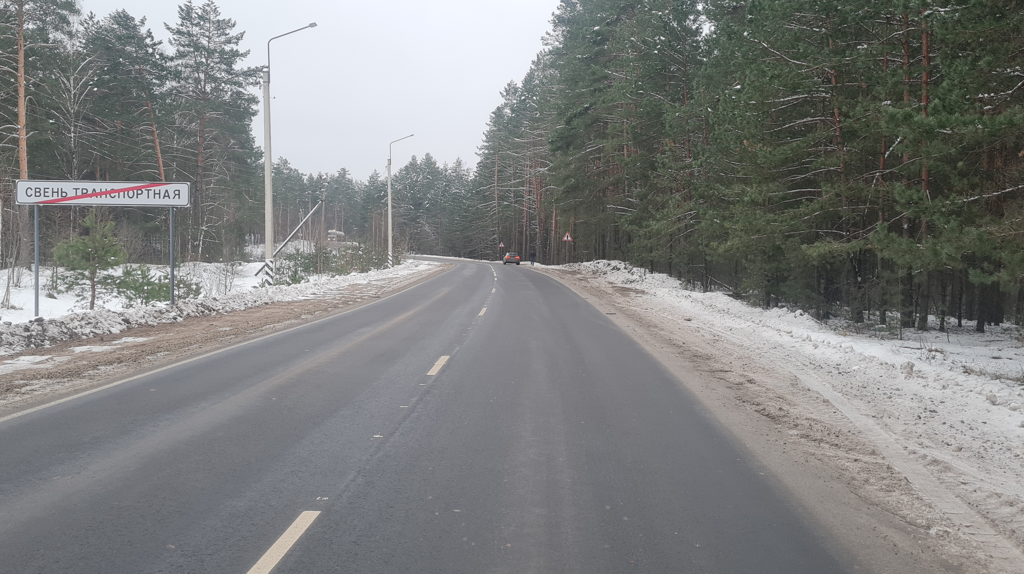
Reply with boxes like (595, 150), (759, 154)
(0, 260), (441, 357)
(563, 260), (1024, 564)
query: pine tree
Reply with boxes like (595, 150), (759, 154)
(0, 0), (77, 268)
(165, 0), (259, 261)
(324, 168), (358, 239)
(83, 9), (170, 182)
(52, 208), (125, 310)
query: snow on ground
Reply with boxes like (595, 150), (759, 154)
(0, 259), (440, 357)
(568, 259), (1024, 429)
(564, 259), (1024, 560)
(3, 253), (1023, 558)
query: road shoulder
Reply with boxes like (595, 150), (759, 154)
(0, 263), (452, 419)
(532, 265), (993, 574)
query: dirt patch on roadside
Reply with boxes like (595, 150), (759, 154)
(538, 266), (998, 574)
(0, 264), (450, 415)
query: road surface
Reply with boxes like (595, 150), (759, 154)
(0, 259), (847, 573)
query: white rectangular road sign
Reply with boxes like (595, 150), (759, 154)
(16, 180), (190, 207)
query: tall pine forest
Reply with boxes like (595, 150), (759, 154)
(473, 0), (1024, 334)
(0, 1), (475, 286)
(3, 0), (1024, 334)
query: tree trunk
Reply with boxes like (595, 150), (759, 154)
(147, 99), (165, 182)
(976, 283), (987, 333)
(916, 294), (929, 330)
(16, 1), (31, 266)
(88, 266), (97, 311)
(939, 274), (947, 332)
(901, 270), (914, 328)
(992, 286), (1005, 326)
(852, 253), (865, 323)
(957, 271), (965, 327)
(917, 272), (930, 330)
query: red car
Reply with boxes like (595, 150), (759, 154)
(503, 252), (520, 265)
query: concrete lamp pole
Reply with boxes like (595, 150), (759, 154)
(263, 22), (317, 286)
(387, 134), (414, 268)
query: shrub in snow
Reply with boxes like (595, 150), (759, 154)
(52, 210), (126, 311)
(113, 265), (171, 308)
(0, 260), (437, 356)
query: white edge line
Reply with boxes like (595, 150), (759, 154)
(0, 267), (451, 426)
(247, 510), (321, 574)
(426, 355), (450, 376)
(479, 308), (487, 316)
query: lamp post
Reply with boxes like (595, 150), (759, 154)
(263, 22), (316, 286)
(387, 133), (414, 267)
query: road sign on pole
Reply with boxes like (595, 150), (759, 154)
(498, 241), (505, 248)
(563, 233), (572, 242)
(16, 180), (191, 315)
(16, 181), (190, 207)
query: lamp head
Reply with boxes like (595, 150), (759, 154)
(309, 22), (318, 28)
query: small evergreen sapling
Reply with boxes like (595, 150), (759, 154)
(114, 264), (169, 308)
(52, 210), (125, 310)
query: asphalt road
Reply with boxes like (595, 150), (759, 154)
(0, 259), (848, 573)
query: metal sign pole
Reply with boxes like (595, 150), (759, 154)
(33, 204), (39, 318)
(169, 206), (175, 305)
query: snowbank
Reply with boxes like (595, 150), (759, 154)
(0, 260), (439, 356)
(565, 259), (1024, 552)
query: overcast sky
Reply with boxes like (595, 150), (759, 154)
(81, 0), (560, 181)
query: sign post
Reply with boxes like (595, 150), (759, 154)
(34, 205), (39, 317)
(16, 181), (191, 317)
(169, 206), (176, 305)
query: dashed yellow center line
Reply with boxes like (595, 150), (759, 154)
(479, 308), (487, 316)
(247, 511), (321, 574)
(427, 355), (450, 376)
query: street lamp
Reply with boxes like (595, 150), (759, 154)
(387, 133), (414, 267)
(263, 22), (316, 286)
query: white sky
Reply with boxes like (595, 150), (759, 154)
(80, 0), (560, 181)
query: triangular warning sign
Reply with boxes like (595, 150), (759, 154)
(563, 233), (572, 242)
(498, 241), (505, 248)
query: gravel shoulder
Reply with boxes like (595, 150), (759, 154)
(536, 265), (1021, 574)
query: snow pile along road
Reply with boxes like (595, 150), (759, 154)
(564, 260), (1024, 566)
(0, 260), (440, 357)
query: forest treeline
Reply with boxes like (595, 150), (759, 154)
(0, 0), (473, 294)
(4, 0), (1024, 332)
(467, 0), (1024, 332)
(1, 0), (261, 268)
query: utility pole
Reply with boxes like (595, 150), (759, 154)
(318, 179), (326, 275)
(387, 134), (414, 267)
(494, 154), (499, 260)
(262, 22), (317, 286)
